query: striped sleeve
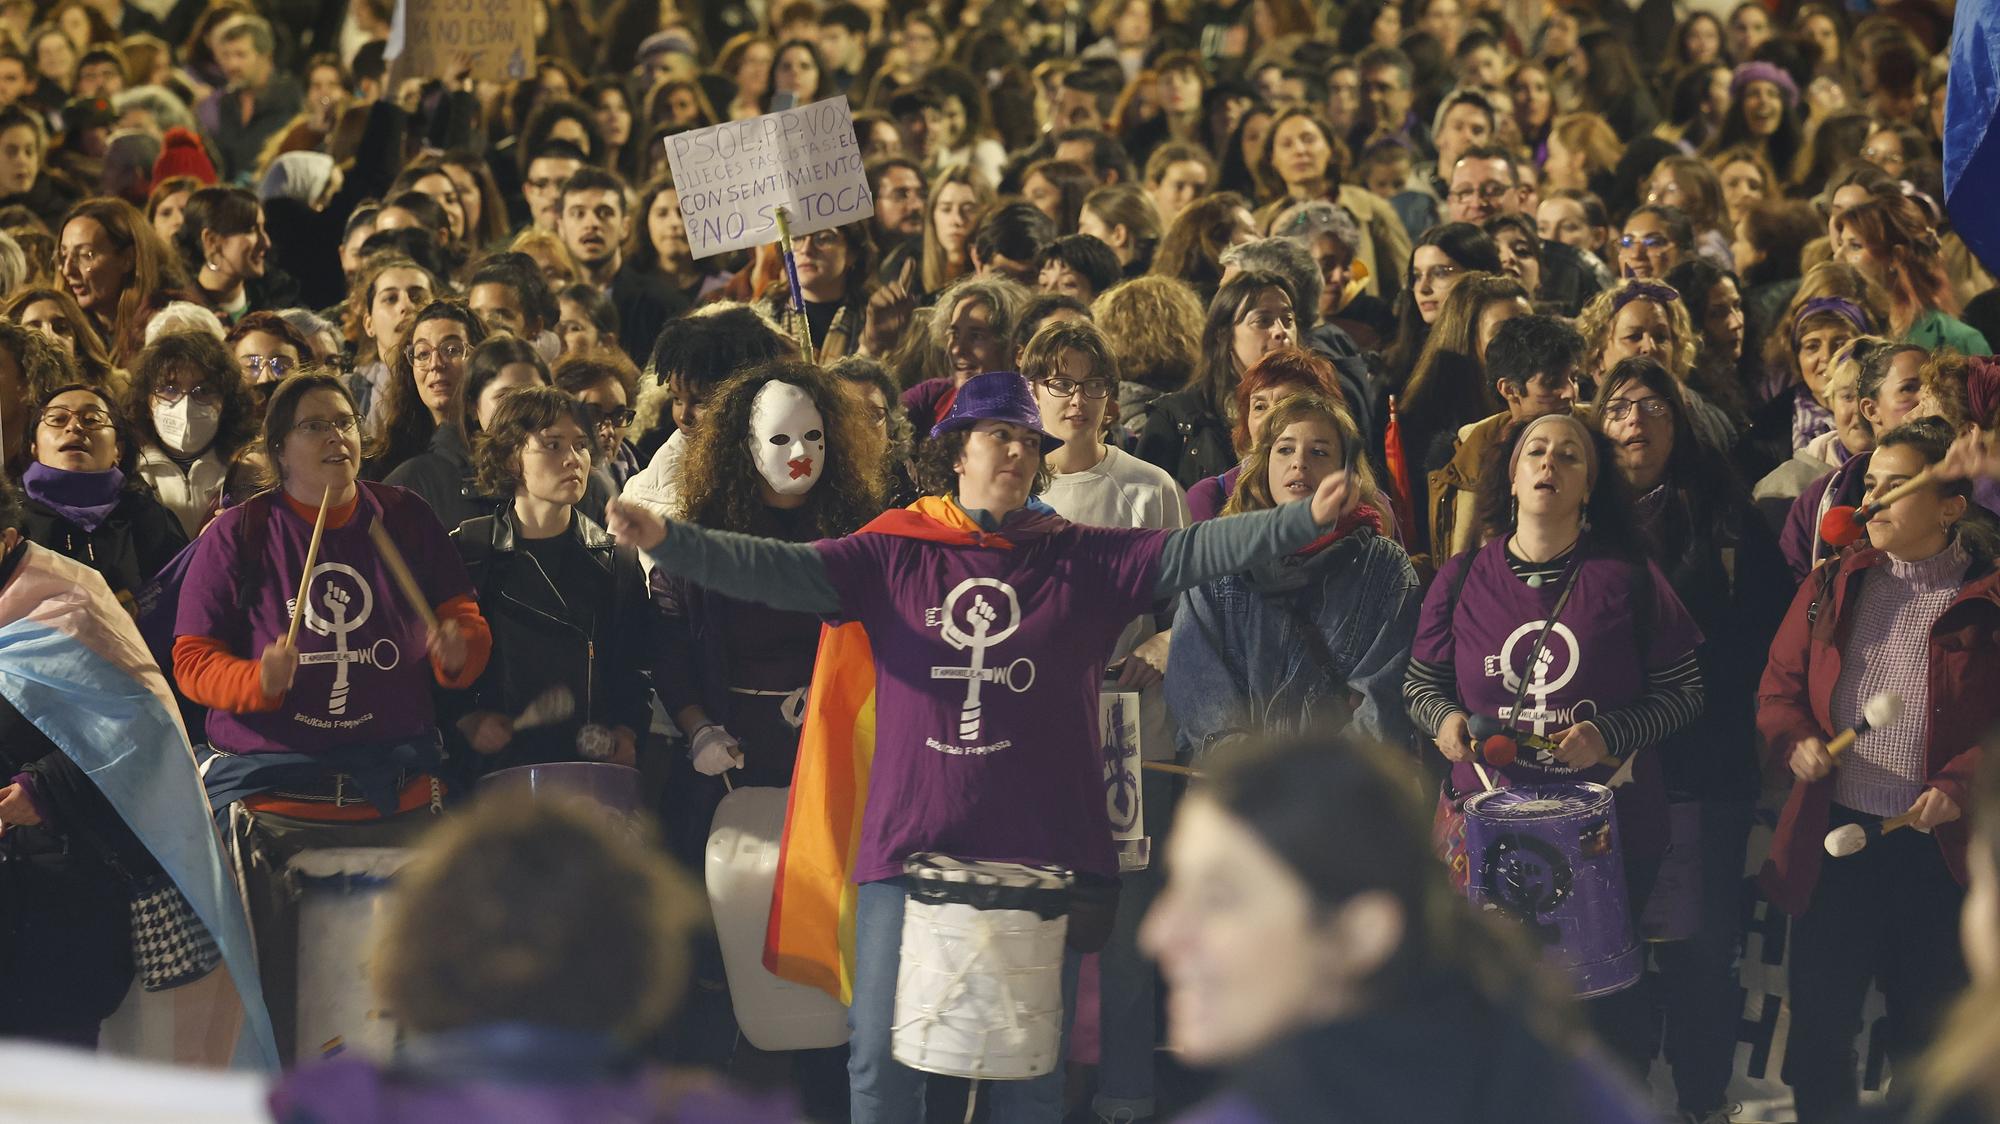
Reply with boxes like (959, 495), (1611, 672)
(1591, 654), (1705, 761)
(1402, 657), (1465, 737)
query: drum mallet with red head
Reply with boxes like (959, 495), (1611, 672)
(1817, 471), (1939, 549)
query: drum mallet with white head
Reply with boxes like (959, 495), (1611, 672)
(1825, 810), (1924, 858)
(1825, 692), (1903, 760)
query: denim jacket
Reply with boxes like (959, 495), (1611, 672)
(1166, 525), (1420, 761)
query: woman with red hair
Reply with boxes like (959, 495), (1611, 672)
(1184, 346), (1350, 523)
(1833, 195), (1990, 354)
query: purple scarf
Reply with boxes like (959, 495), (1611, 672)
(22, 462), (124, 532)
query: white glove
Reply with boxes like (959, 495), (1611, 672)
(690, 724), (742, 776)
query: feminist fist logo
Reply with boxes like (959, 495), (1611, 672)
(293, 562), (401, 715)
(928, 578), (1036, 743)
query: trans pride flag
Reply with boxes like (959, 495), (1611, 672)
(0, 543), (277, 1070)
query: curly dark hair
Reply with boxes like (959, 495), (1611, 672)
(1471, 414), (1638, 555)
(471, 385), (596, 498)
(914, 426), (1055, 499)
(0, 317), (81, 409)
(374, 299), (490, 473)
(676, 360), (885, 537)
(125, 330), (260, 460)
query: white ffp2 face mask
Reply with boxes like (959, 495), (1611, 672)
(747, 381), (825, 497)
(153, 397), (220, 456)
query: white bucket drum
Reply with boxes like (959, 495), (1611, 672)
(704, 786), (850, 1051)
(289, 847), (413, 1062)
(891, 854), (1072, 1080)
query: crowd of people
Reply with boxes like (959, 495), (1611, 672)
(0, 0), (1998, 1120)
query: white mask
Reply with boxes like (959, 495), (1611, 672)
(153, 397), (220, 456)
(747, 381), (825, 496)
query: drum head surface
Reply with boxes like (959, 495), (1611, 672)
(1465, 783), (1612, 820)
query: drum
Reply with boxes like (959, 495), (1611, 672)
(892, 854), (1072, 1080)
(1461, 784), (1642, 998)
(704, 786), (850, 1051)
(478, 761), (641, 814)
(289, 847), (413, 1061)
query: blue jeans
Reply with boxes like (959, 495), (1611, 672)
(850, 878), (1081, 1124)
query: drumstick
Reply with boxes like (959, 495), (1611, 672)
(510, 685), (576, 732)
(1471, 760), (1497, 793)
(367, 520), (438, 631)
(1142, 761), (1201, 778)
(1818, 470), (1940, 548)
(286, 484), (333, 647)
(1826, 692), (1903, 758)
(1824, 809), (1924, 857)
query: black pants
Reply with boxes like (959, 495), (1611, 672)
(1585, 848), (1663, 1078)
(1783, 803), (1967, 1123)
(1654, 800), (1755, 1116)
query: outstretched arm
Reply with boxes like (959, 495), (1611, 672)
(1152, 470), (1357, 598)
(606, 500), (843, 614)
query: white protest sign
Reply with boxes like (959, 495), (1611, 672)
(663, 96), (875, 260)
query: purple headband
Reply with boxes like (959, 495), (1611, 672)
(1792, 296), (1873, 343)
(1731, 62), (1799, 109)
(1611, 281), (1680, 315)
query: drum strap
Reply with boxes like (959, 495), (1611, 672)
(1498, 558), (1582, 738)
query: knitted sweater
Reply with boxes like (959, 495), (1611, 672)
(1832, 539), (1971, 815)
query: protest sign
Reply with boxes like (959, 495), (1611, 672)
(664, 96), (875, 259)
(385, 0), (533, 84)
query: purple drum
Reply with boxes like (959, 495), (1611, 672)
(1461, 783), (1641, 998)
(479, 761), (642, 814)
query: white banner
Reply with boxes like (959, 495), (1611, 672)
(663, 97), (874, 260)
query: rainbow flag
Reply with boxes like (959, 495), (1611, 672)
(762, 498), (994, 1003)
(0, 544), (277, 1069)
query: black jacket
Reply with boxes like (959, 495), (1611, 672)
(1135, 386), (1236, 490)
(446, 507), (656, 777)
(21, 490), (187, 607)
(0, 545), (157, 1035)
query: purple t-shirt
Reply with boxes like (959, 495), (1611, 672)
(176, 483), (473, 755)
(814, 512), (1171, 882)
(1413, 541), (1700, 852)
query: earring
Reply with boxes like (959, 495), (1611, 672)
(1579, 501), (1591, 531)
(1510, 496), (1518, 525)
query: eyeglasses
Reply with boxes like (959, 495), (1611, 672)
(1861, 146), (1903, 167)
(1619, 233), (1670, 251)
(292, 414), (362, 438)
(1447, 182), (1513, 204)
(407, 341), (467, 369)
(39, 407), (112, 430)
(1410, 263), (1462, 287)
(590, 406), (636, 430)
(241, 354), (294, 378)
(1600, 397), (1672, 421)
(1037, 376), (1113, 400)
(52, 245), (103, 272)
(151, 384), (221, 405)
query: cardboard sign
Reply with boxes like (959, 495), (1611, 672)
(385, 0), (533, 84)
(663, 96), (875, 259)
